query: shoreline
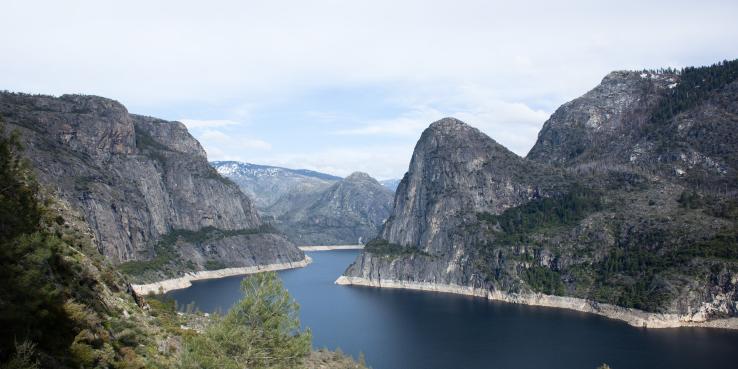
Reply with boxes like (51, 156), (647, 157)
(299, 245), (364, 251)
(131, 256), (312, 295)
(335, 276), (738, 330)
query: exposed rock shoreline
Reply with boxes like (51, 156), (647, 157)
(132, 256), (312, 295)
(299, 245), (364, 251)
(335, 276), (738, 330)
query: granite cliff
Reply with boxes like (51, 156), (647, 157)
(340, 60), (738, 328)
(0, 92), (304, 282)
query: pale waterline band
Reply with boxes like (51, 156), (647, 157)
(299, 245), (364, 251)
(335, 276), (738, 330)
(131, 256), (312, 295)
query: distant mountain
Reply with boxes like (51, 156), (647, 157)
(212, 162), (395, 245)
(380, 178), (402, 191)
(212, 161), (341, 209)
(268, 172), (394, 245)
(341, 60), (738, 328)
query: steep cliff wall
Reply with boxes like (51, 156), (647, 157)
(0, 92), (304, 281)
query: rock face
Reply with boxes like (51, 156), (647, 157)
(0, 92), (304, 279)
(380, 118), (565, 252)
(526, 70), (669, 166)
(342, 61), (738, 325)
(344, 118), (568, 289)
(528, 68), (738, 189)
(213, 161), (394, 245)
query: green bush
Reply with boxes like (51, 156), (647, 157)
(364, 238), (430, 257)
(521, 266), (565, 295)
(479, 184), (602, 243)
(204, 260), (227, 270)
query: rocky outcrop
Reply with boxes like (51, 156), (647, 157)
(341, 61), (738, 328)
(0, 92), (304, 278)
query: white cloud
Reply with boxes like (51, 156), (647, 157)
(2, 0), (735, 107)
(1, 0), (735, 178)
(332, 85), (551, 156)
(195, 129), (272, 161)
(332, 107), (438, 137)
(180, 119), (242, 129)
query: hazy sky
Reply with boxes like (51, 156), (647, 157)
(2, 0), (737, 179)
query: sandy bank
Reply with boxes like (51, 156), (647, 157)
(335, 276), (738, 330)
(299, 245), (364, 251)
(131, 256), (312, 295)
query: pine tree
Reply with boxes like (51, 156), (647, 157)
(181, 271), (311, 369)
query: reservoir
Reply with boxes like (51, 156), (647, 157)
(166, 250), (738, 369)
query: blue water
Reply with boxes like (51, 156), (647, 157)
(166, 250), (738, 369)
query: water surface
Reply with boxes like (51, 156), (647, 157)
(167, 250), (738, 369)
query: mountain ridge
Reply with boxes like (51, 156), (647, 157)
(341, 60), (738, 328)
(212, 161), (395, 245)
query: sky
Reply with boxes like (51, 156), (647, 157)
(2, 0), (737, 180)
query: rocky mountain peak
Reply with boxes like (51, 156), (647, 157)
(381, 118), (560, 251)
(526, 69), (675, 165)
(426, 116), (468, 132)
(527, 61), (738, 191)
(421, 117), (514, 158)
(344, 171), (378, 184)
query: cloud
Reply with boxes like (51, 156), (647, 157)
(2, 0), (735, 107)
(180, 119), (242, 129)
(332, 107), (437, 137)
(331, 85), (550, 156)
(1, 0), (735, 178)
(195, 129), (272, 161)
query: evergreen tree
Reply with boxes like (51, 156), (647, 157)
(181, 271), (311, 369)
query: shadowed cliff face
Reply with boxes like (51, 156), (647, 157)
(0, 92), (303, 274)
(344, 62), (738, 320)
